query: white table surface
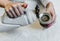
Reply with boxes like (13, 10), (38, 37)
(0, 0), (60, 41)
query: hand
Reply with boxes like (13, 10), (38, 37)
(5, 1), (27, 18)
(46, 2), (56, 23)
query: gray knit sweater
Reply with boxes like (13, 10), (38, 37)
(10, 0), (50, 7)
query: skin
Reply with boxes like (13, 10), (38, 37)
(0, 0), (56, 21)
(46, 2), (56, 23)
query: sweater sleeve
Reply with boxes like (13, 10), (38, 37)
(40, 0), (51, 7)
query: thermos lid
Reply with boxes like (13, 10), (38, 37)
(39, 12), (52, 24)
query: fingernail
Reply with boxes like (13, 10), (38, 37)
(22, 3), (28, 8)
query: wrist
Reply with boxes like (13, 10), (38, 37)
(0, 0), (12, 8)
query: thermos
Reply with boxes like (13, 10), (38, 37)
(39, 12), (52, 28)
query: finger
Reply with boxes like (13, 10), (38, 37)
(17, 5), (22, 15)
(50, 11), (56, 22)
(9, 8), (17, 18)
(17, 4), (24, 14)
(50, 12), (56, 25)
(46, 10), (54, 23)
(12, 5), (21, 16)
(6, 10), (13, 18)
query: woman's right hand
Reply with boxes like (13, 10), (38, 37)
(5, 1), (27, 18)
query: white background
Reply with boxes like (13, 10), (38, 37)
(0, 0), (60, 41)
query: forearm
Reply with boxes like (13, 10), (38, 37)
(0, 0), (11, 8)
